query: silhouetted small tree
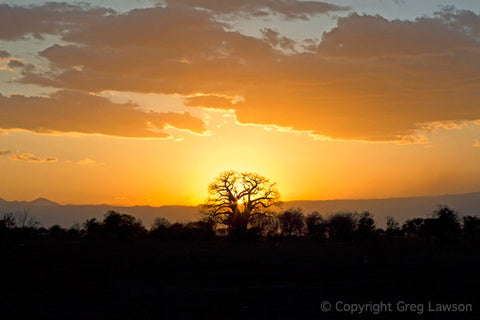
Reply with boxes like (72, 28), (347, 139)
(84, 218), (103, 237)
(103, 210), (146, 241)
(249, 214), (279, 239)
(150, 217), (171, 239)
(184, 220), (215, 240)
(305, 211), (327, 240)
(432, 205), (461, 242)
(421, 206), (461, 242)
(1, 212), (16, 229)
(462, 215), (480, 242)
(327, 212), (358, 241)
(167, 223), (187, 240)
(402, 218), (425, 238)
(48, 225), (69, 241)
(355, 211), (376, 241)
(67, 224), (83, 240)
(279, 208), (305, 238)
(386, 216), (401, 240)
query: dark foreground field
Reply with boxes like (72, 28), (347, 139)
(2, 240), (479, 319)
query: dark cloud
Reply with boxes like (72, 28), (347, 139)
(0, 1), (344, 41)
(7, 59), (25, 69)
(261, 28), (297, 52)
(317, 13), (477, 58)
(0, 49), (10, 58)
(0, 90), (206, 138)
(165, 0), (348, 20)
(0, 2), (113, 40)
(435, 6), (480, 38)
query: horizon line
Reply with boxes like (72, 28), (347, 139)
(2, 190), (480, 207)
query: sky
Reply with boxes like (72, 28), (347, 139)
(1, 0), (480, 206)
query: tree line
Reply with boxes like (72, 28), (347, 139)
(1, 205), (480, 244)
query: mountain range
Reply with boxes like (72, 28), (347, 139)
(1, 192), (480, 228)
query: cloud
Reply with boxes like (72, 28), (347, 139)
(185, 95), (238, 109)
(317, 13), (477, 58)
(164, 0), (348, 20)
(0, 90), (206, 138)
(0, 0), (345, 41)
(20, 5), (276, 95)
(0, 50), (10, 58)
(66, 158), (104, 166)
(435, 6), (480, 38)
(8, 4), (480, 142)
(7, 59), (25, 69)
(261, 28), (297, 52)
(0, 148), (11, 155)
(1, 148), (59, 162)
(10, 153), (57, 162)
(0, 3), (113, 40)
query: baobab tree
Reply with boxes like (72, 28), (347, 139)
(201, 170), (281, 235)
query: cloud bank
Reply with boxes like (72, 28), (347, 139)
(2, 3), (480, 141)
(0, 90), (205, 138)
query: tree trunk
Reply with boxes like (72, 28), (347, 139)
(230, 210), (249, 238)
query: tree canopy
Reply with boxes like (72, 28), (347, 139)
(201, 170), (281, 235)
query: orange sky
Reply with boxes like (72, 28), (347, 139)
(1, 1), (480, 205)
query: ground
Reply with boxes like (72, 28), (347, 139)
(1, 239), (479, 319)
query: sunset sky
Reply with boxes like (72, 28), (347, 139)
(1, 0), (480, 206)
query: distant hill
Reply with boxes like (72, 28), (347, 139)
(1, 192), (479, 228)
(284, 192), (480, 226)
(0, 198), (201, 228)
(29, 197), (60, 207)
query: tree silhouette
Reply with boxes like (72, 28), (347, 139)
(327, 212), (358, 241)
(150, 217), (171, 239)
(463, 215), (480, 242)
(249, 214), (280, 238)
(426, 205), (461, 242)
(201, 170), (281, 237)
(279, 208), (305, 238)
(402, 218), (425, 238)
(355, 211), (376, 241)
(305, 211), (327, 240)
(103, 210), (146, 241)
(386, 216), (401, 240)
